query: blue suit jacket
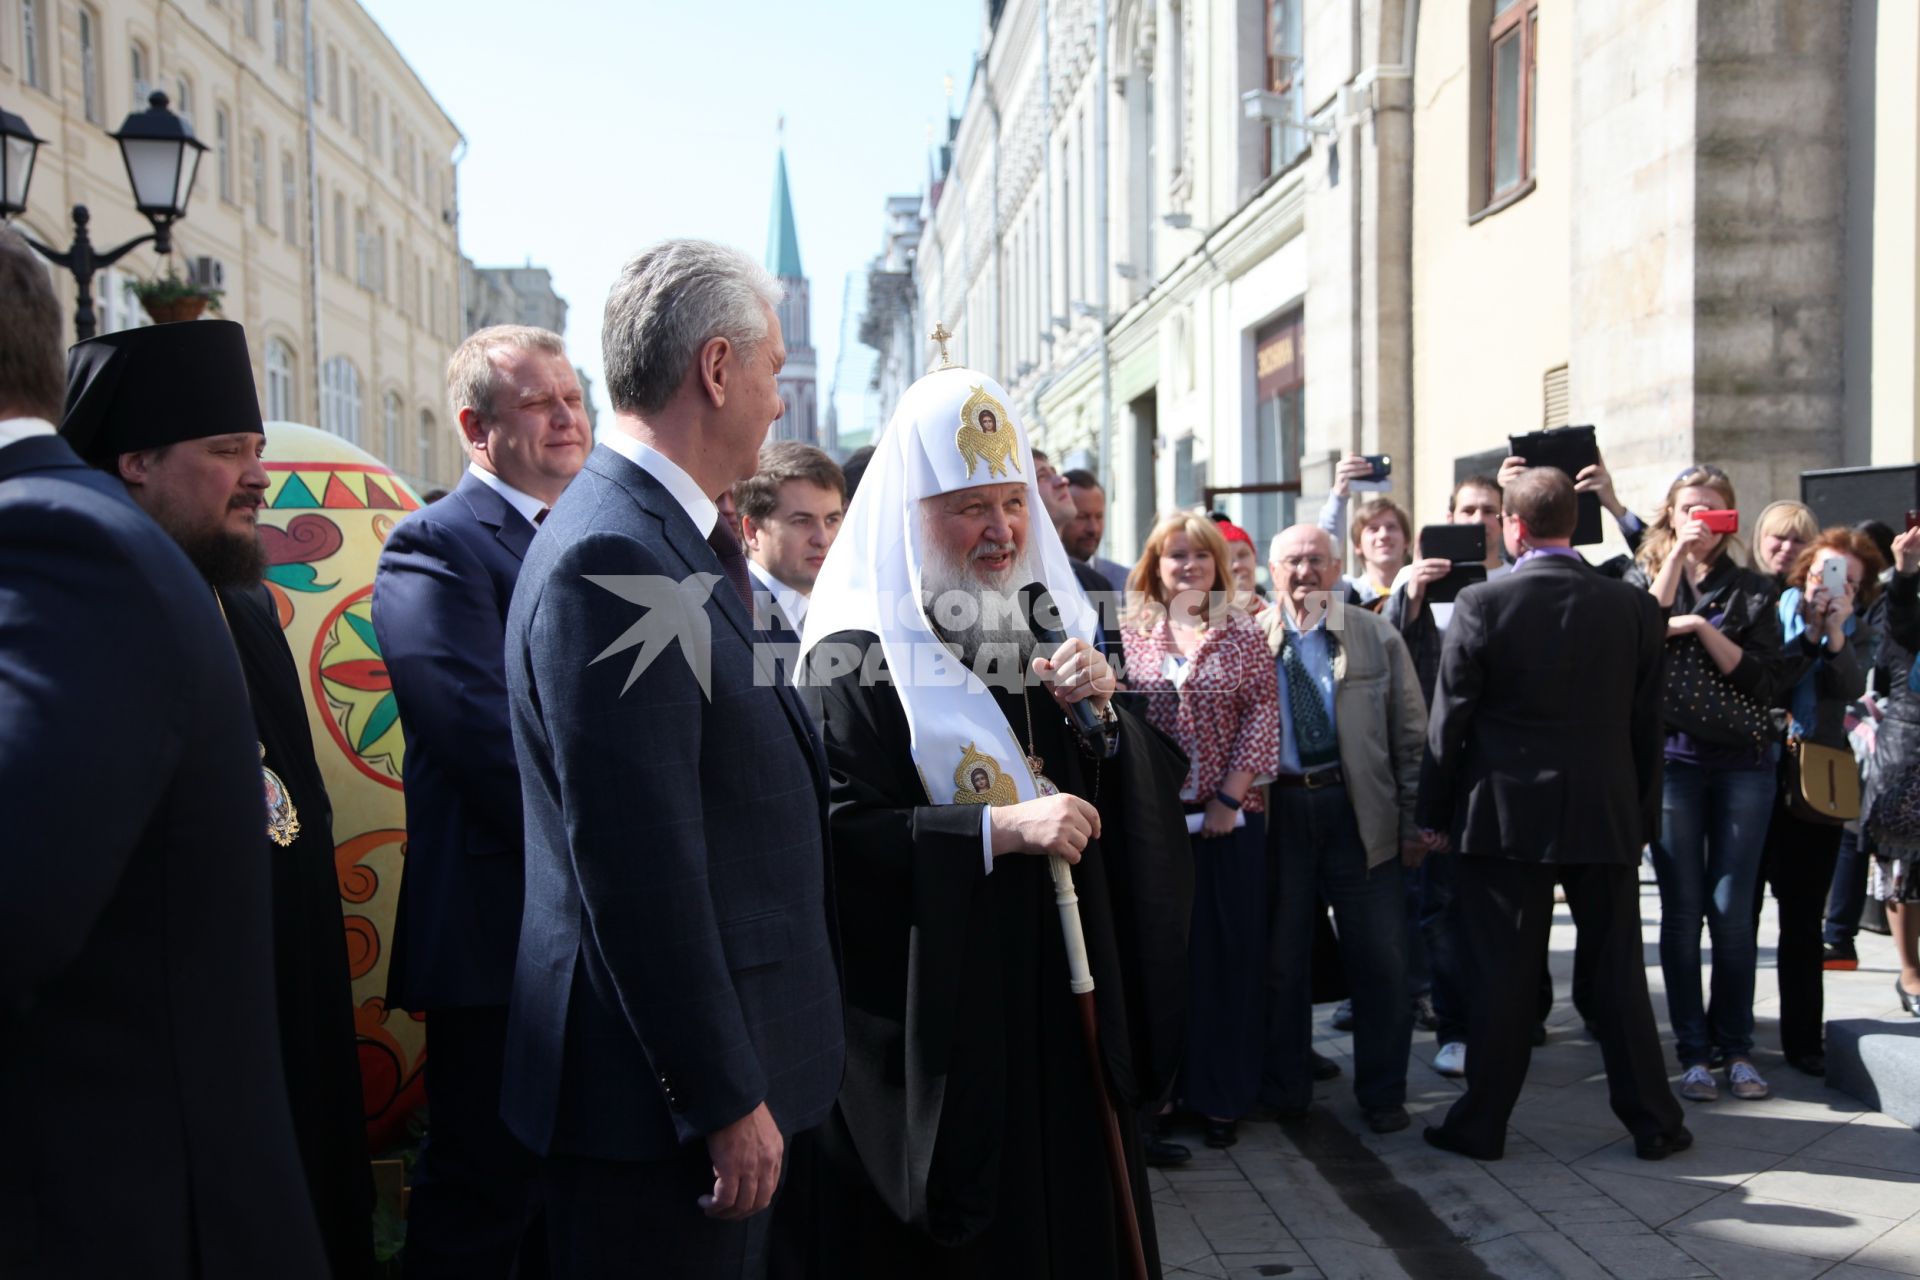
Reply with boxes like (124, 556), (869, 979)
(501, 444), (843, 1160)
(374, 472), (536, 1010)
(0, 435), (325, 1278)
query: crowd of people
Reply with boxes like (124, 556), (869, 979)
(5, 221), (1920, 1280)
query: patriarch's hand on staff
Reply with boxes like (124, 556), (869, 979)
(1034, 637), (1116, 717)
(702, 1101), (782, 1221)
(990, 794), (1101, 863)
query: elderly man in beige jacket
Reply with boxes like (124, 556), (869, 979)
(1257, 523), (1431, 1134)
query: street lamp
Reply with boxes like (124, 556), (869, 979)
(0, 104), (45, 219)
(1, 92), (207, 340)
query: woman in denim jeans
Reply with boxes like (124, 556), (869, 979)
(1628, 467), (1786, 1103)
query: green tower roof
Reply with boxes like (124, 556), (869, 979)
(766, 147), (804, 280)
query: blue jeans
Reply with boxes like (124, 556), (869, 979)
(1264, 784), (1410, 1111)
(1824, 825), (1867, 947)
(1651, 760), (1776, 1066)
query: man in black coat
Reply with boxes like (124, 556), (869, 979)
(1417, 467), (1687, 1162)
(60, 320), (374, 1274)
(0, 228), (325, 1277)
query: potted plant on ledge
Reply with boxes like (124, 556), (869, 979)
(131, 267), (223, 325)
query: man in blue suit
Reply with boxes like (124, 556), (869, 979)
(503, 240), (843, 1277)
(0, 229), (326, 1277)
(373, 325), (591, 1276)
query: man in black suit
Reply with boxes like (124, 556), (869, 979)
(1418, 467), (1687, 1161)
(373, 325), (591, 1276)
(502, 239), (843, 1277)
(1035, 449), (1123, 661)
(0, 228), (325, 1277)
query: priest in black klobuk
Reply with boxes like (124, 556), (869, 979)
(61, 321), (374, 1279)
(788, 350), (1192, 1278)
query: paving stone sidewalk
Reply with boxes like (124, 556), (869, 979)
(1155, 880), (1920, 1279)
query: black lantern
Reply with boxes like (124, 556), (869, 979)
(109, 91), (206, 232)
(7, 91), (208, 339)
(0, 102), (44, 219)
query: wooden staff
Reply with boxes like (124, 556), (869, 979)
(1048, 852), (1150, 1280)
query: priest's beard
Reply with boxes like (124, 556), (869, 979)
(920, 532), (1040, 684)
(151, 496), (269, 589)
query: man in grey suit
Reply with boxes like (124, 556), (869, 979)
(501, 240), (843, 1277)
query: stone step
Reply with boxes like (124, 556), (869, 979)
(1826, 1014), (1920, 1129)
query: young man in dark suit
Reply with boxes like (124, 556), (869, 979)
(502, 240), (843, 1277)
(1418, 466), (1687, 1161)
(373, 325), (591, 1276)
(0, 228), (326, 1277)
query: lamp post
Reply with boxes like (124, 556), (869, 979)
(0, 92), (206, 341)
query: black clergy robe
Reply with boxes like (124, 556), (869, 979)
(218, 583), (374, 1279)
(785, 631), (1192, 1279)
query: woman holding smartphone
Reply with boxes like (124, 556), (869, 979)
(1759, 531), (1883, 1075)
(1628, 466), (1786, 1103)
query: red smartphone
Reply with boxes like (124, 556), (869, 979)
(1697, 509), (1739, 535)
(1906, 509), (1920, 532)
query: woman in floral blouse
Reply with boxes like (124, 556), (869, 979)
(1122, 512), (1281, 1147)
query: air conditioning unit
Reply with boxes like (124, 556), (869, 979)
(188, 255), (226, 290)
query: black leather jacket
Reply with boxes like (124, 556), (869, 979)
(1624, 554), (1787, 708)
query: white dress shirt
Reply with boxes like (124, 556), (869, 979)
(746, 559), (810, 632)
(0, 416), (58, 449)
(466, 462), (547, 527)
(597, 431), (717, 539)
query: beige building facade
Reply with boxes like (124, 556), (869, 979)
(911, 0), (1913, 569)
(1, 0), (465, 496)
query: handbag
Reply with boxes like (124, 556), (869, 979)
(1662, 635), (1773, 750)
(1785, 737), (1860, 825)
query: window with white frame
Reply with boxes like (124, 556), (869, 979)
(252, 132), (268, 227)
(382, 391), (401, 464)
(243, 0), (258, 40)
(79, 8), (101, 123)
(215, 108), (234, 202)
(130, 42), (149, 107)
(326, 46), (340, 120)
(96, 268), (151, 334)
(321, 357), (362, 444)
(418, 409), (437, 484)
(174, 75), (192, 127)
(281, 151), (297, 243)
(272, 0), (287, 67)
(265, 339), (295, 420)
(21, 0), (46, 92)
(349, 68), (361, 136)
(354, 209), (368, 287)
(332, 190), (346, 274)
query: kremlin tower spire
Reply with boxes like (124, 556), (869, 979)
(767, 121), (817, 444)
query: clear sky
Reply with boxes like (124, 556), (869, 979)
(358, 0), (983, 425)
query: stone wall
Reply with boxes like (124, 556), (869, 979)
(1692, 0), (1851, 513)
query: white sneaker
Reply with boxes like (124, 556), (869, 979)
(1680, 1065), (1718, 1102)
(1433, 1042), (1467, 1077)
(1727, 1060), (1771, 1101)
